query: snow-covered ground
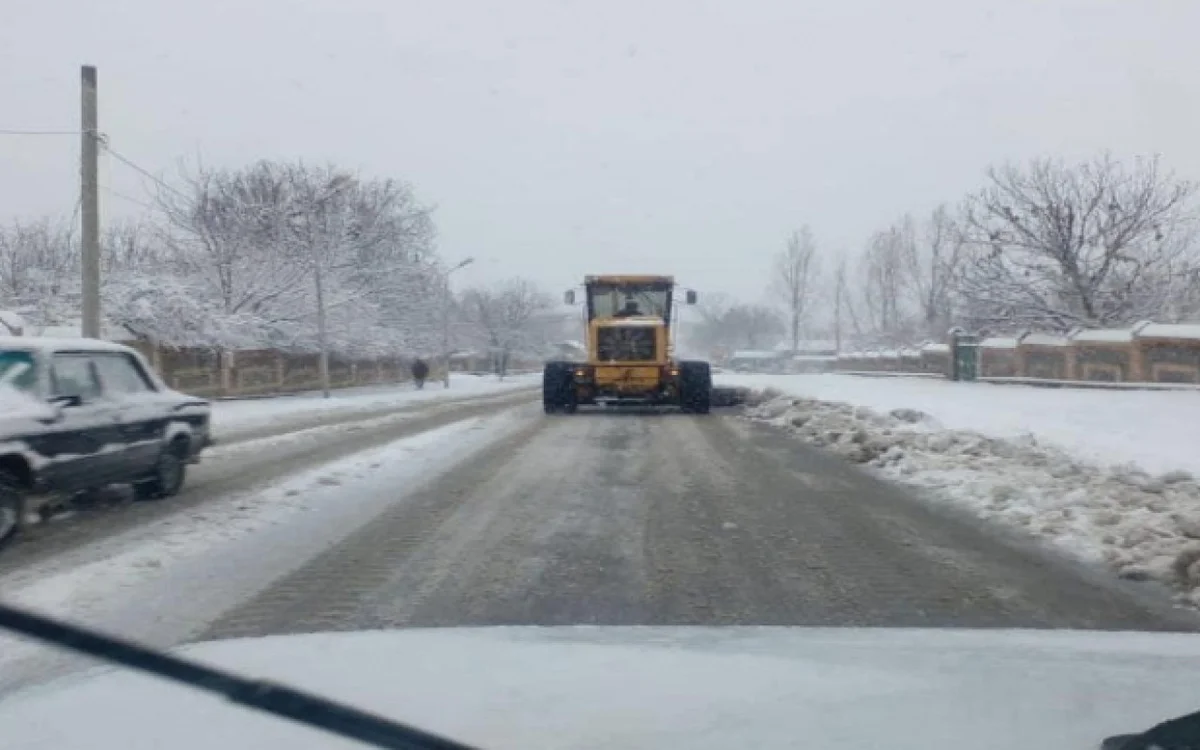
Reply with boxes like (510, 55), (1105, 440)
(718, 373), (1200, 475)
(723, 373), (1200, 607)
(212, 373), (538, 439)
(0, 405), (538, 694)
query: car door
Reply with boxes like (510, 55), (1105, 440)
(42, 353), (124, 491)
(90, 351), (165, 478)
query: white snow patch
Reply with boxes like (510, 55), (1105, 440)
(1019, 333), (1069, 346)
(719, 373), (1200, 476)
(211, 372), (537, 439)
(1071, 328), (1133, 343)
(0, 310), (25, 335)
(0, 383), (55, 421)
(980, 337), (1018, 349)
(1138, 322), (1200, 340)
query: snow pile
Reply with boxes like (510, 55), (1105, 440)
(747, 393), (1200, 606)
(718, 372), (1200, 475)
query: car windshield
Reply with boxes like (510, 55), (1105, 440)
(7, 4), (1200, 750)
(0, 350), (37, 393)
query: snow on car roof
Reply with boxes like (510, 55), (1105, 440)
(0, 336), (138, 354)
(1136, 323), (1200, 340)
(920, 342), (950, 353)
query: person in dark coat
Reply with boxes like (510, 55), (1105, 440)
(411, 358), (429, 389)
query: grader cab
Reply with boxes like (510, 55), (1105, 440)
(542, 275), (712, 414)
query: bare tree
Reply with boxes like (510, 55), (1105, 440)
(832, 256), (853, 351)
(860, 224), (913, 344)
(904, 205), (965, 338)
(461, 278), (553, 378)
(771, 226), (821, 352)
(958, 154), (1198, 331)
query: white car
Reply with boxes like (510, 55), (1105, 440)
(0, 336), (212, 544)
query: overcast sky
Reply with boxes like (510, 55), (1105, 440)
(3, 0), (1199, 301)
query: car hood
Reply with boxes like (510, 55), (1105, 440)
(3, 626), (1200, 750)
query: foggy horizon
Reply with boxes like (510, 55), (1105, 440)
(5, 0), (1200, 303)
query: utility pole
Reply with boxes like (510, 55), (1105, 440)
(80, 65), (101, 339)
(441, 258), (474, 387)
(314, 256), (331, 399)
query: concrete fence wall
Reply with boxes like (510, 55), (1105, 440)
(116, 342), (544, 399)
(833, 322), (1200, 385)
(124, 342), (430, 398)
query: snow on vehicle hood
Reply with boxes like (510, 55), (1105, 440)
(4, 626), (1200, 750)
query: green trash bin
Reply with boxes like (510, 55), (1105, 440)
(950, 331), (980, 381)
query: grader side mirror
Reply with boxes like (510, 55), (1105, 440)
(564, 290), (576, 305)
(686, 290), (698, 305)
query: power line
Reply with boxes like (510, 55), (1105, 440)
(101, 142), (189, 201)
(100, 185), (155, 211)
(0, 128), (80, 136)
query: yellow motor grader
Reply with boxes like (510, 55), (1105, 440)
(542, 275), (712, 414)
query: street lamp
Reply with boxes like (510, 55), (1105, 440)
(441, 257), (474, 387)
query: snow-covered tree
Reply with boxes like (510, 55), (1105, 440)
(0, 218), (78, 324)
(155, 160), (439, 355)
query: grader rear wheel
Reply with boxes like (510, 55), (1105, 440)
(542, 362), (577, 414)
(679, 361), (712, 414)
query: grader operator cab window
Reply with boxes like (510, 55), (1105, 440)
(587, 284), (670, 321)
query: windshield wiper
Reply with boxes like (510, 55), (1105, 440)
(1102, 709), (1200, 749)
(0, 602), (481, 750)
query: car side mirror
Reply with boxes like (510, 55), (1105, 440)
(564, 290), (576, 305)
(49, 394), (83, 408)
(686, 290), (698, 305)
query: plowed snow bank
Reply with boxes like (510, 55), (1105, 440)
(747, 391), (1200, 606)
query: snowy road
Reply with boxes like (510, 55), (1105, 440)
(204, 410), (1196, 639)
(3, 400), (1197, 697)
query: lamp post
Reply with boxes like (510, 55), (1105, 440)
(440, 257), (474, 387)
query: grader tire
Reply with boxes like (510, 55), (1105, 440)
(542, 362), (577, 414)
(679, 361), (712, 414)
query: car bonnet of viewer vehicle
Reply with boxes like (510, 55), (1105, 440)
(2, 603), (1200, 750)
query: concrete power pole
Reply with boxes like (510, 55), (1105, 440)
(441, 257), (475, 388)
(80, 65), (101, 339)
